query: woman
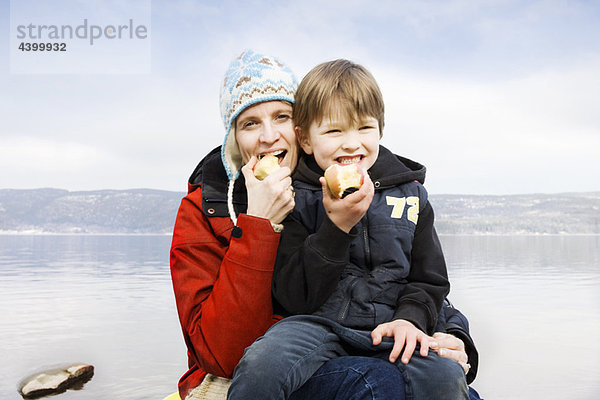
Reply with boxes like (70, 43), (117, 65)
(170, 50), (480, 400)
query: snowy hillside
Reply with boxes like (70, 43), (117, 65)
(1, 189), (598, 235)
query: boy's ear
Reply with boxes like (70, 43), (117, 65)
(295, 126), (313, 155)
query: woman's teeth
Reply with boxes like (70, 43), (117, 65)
(258, 150), (286, 163)
(258, 150), (285, 160)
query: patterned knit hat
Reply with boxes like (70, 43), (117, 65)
(219, 50), (298, 180)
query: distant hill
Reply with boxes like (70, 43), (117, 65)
(0, 188), (184, 234)
(432, 192), (600, 235)
(0, 189), (598, 235)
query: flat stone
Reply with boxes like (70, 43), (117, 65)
(19, 363), (94, 399)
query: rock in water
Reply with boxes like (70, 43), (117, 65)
(18, 363), (94, 399)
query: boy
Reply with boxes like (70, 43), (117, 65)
(227, 60), (469, 400)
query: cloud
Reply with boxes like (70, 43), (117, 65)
(0, 137), (108, 188)
(374, 54), (600, 193)
(2, 0), (599, 193)
(0, 135), (200, 191)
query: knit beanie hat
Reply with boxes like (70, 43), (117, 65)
(219, 50), (297, 225)
(219, 50), (298, 181)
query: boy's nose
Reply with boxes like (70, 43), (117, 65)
(341, 130), (361, 150)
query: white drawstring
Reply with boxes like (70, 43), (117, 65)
(226, 179), (237, 225)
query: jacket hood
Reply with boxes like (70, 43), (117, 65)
(188, 146), (248, 217)
(292, 145), (426, 189)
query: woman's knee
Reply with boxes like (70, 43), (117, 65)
(358, 358), (406, 400)
(292, 356), (405, 400)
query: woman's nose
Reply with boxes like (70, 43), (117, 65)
(259, 122), (279, 143)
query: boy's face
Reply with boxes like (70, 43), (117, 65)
(235, 100), (298, 172)
(299, 105), (380, 172)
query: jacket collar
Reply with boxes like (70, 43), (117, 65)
(188, 146), (247, 217)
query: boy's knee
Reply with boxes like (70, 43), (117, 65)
(236, 338), (280, 376)
(229, 345), (285, 399)
(435, 357), (468, 394)
(401, 353), (468, 400)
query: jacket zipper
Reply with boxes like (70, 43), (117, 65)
(338, 279), (359, 322)
(362, 215), (370, 266)
(338, 215), (371, 323)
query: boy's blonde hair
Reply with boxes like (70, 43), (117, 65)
(293, 59), (384, 141)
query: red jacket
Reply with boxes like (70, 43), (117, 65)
(170, 149), (282, 399)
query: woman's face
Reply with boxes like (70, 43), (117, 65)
(235, 100), (298, 172)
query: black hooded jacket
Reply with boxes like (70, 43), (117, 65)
(272, 146), (449, 335)
(192, 146), (478, 384)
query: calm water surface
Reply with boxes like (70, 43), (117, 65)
(1, 235), (598, 399)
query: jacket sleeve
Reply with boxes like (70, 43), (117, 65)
(439, 301), (480, 384)
(170, 188), (281, 378)
(393, 201), (450, 334)
(272, 214), (356, 314)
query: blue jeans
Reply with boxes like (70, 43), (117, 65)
(288, 357), (483, 400)
(290, 356), (406, 400)
(228, 315), (469, 400)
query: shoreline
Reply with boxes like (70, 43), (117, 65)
(1, 231), (598, 237)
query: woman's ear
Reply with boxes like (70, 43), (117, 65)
(296, 126), (313, 155)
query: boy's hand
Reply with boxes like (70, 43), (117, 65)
(320, 166), (374, 233)
(242, 156), (295, 225)
(371, 319), (431, 364)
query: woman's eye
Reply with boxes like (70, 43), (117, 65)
(276, 114), (291, 121)
(242, 121), (256, 129)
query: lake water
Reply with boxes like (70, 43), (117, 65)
(0, 235), (598, 400)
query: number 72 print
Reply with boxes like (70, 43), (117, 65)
(386, 196), (419, 224)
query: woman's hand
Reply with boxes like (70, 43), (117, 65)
(242, 156), (295, 225)
(429, 332), (471, 374)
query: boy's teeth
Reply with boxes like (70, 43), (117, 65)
(339, 156), (361, 164)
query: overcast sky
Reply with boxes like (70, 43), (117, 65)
(1, 0), (598, 194)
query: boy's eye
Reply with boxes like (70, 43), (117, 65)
(359, 125), (376, 131)
(325, 129), (341, 134)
